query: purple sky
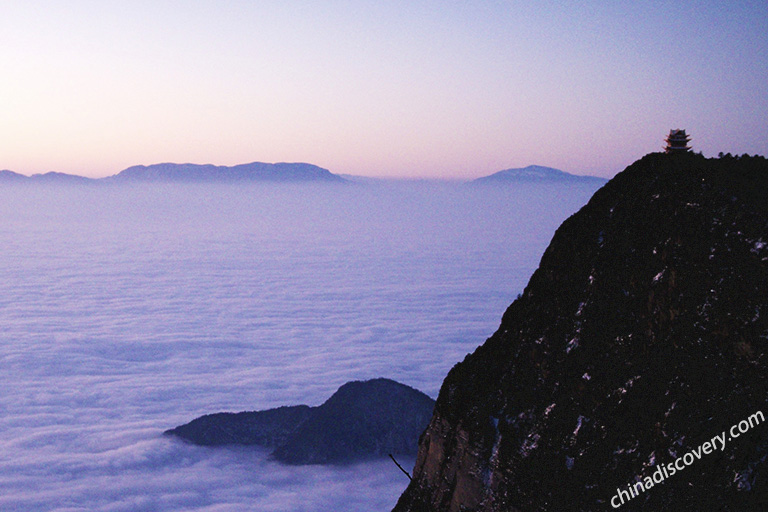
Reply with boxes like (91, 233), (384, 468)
(1, 1), (766, 179)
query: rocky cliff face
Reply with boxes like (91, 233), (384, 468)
(394, 153), (768, 511)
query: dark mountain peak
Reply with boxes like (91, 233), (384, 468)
(328, 377), (427, 402)
(395, 152), (768, 511)
(165, 378), (435, 466)
(271, 378), (435, 465)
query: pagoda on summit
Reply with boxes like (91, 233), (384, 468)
(665, 129), (691, 153)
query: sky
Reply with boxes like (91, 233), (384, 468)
(1, 0), (766, 179)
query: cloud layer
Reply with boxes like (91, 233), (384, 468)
(0, 181), (600, 510)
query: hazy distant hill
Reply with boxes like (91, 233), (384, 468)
(0, 162), (346, 184)
(472, 165), (607, 184)
(0, 170), (29, 182)
(108, 162), (346, 183)
(0, 170), (96, 184)
(29, 172), (97, 184)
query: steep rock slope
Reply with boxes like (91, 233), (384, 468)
(394, 153), (768, 511)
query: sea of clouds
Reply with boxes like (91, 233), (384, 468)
(0, 179), (601, 511)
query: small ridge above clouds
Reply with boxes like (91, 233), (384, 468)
(472, 165), (607, 184)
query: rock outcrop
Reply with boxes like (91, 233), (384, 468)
(394, 153), (768, 511)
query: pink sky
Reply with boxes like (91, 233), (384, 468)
(1, 1), (766, 179)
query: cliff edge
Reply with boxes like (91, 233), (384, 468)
(394, 153), (768, 511)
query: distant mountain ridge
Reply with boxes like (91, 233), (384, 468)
(0, 162), (346, 184)
(109, 162), (345, 183)
(0, 162), (608, 185)
(0, 170), (29, 182)
(2, 163), (605, 185)
(0, 169), (95, 183)
(472, 165), (606, 184)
